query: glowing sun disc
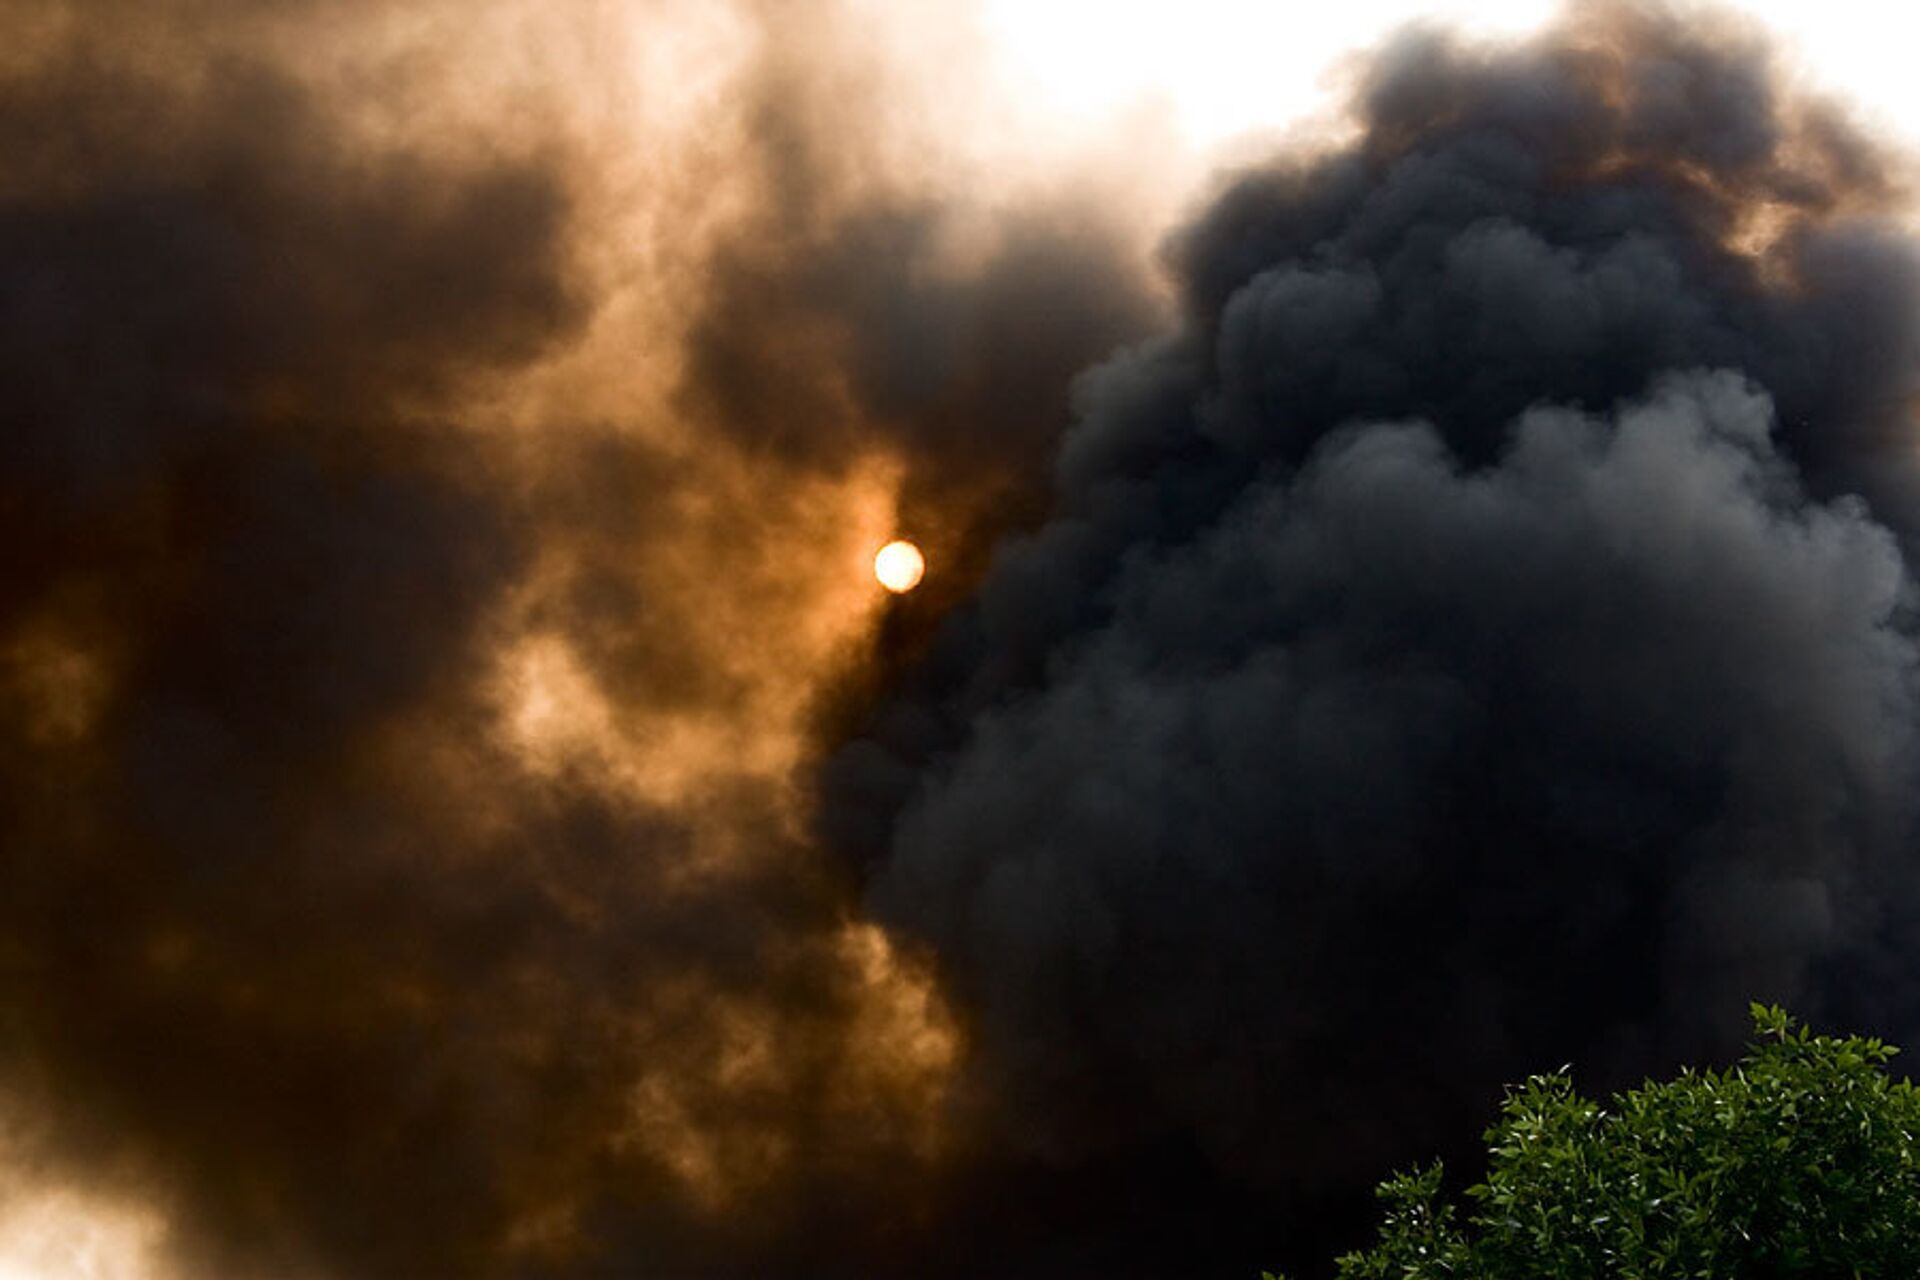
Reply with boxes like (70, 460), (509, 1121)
(874, 540), (925, 593)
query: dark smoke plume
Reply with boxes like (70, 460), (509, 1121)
(9, 0), (1920, 1277)
(828, 3), (1920, 1274)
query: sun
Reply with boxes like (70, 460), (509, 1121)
(874, 540), (926, 594)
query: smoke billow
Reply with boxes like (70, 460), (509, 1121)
(8, 0), (1920, 1277)
(828, 3), (1920, 1273)
(0, 1), (1154, 1276)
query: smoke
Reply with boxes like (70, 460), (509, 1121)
(827, 2), (1920, 1273)
(8, 0), (1920, 1277)
(0, 0), (1154, 1276)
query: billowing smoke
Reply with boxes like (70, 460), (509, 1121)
(0, 1), (1152, 1276)
(7, 0), (1920, 1277)
(828, 3), (1920, 1274)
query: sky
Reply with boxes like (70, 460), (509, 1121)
(983, 0), (1920, 151)
(4, 1), (1920, 1277)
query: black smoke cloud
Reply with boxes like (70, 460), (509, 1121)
(10, 0), (1920, 1277)
(828, 4), (1920, 1274)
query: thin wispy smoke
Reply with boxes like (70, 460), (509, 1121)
(4, 1), (1920, 1278)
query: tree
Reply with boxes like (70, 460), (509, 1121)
(1272, 1005), (1920, 1279)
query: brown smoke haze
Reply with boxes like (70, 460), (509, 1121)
(4, 0), (1920, 1277)
(0, 1), (1161, 1274)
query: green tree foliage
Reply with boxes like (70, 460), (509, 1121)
(1270, 1005), (1920, 1279)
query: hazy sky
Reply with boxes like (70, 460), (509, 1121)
(984, 0), (1920, 150)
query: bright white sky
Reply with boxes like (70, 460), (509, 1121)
(982, 0), (1920, 153)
